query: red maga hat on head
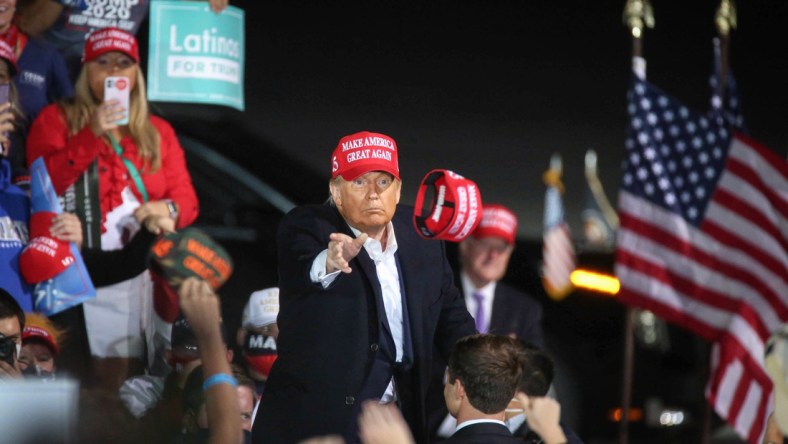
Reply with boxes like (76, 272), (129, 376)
(22, 325), (59, 355)
(471, 204), (519, 245)
(83, 27), (139, 63)
(413, 169), (483, 242)
(19, 212), (76, 284)
(331, 131), (399, 181)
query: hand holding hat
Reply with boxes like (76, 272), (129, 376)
(149, 228), (233, 322)
(149, 227), (233, 290)
(19, 212), (77, 284)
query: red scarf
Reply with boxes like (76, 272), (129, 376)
(0, 24), (27, 59)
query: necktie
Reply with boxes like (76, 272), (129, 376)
(473, 292), (487, 333)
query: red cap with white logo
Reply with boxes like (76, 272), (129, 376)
(413, 169), (483, 242)
(83, 27), (139, 63)
(331, 131), (399, 181)
(471, 204), (518, 245)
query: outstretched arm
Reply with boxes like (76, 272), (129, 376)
(179, 277), (242, 444)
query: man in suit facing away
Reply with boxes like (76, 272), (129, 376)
(441, 334), (525, 444)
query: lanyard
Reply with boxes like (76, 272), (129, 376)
(107, 133), (149, 203)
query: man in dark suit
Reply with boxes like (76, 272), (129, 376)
(457, 204), (543, 347)
(441, 334), (525, 444)
(430, 204), (545, 439)
(251, 131), (476, 444)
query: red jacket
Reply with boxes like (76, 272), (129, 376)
(27, 104), (199, 231)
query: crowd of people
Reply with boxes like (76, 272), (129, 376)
(0, 3), (579, 444)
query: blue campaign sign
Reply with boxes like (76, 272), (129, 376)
(148, 1), (245, 110)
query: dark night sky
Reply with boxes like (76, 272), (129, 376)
(226, 0), (787, 240)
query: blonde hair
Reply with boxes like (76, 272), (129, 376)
(61, 65), (161, 171)
(23, 312), (66, 352)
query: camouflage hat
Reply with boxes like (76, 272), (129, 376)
(148, 228), (233, 290)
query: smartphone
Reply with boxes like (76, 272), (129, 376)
(104, 76), (130, 125)
(0, 83), (9, 106)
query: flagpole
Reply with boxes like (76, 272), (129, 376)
(699, 6), (738, 443)
(714, 0), (737, 100)
(620, 2), (653, 443)
(622, 0), (653, 65)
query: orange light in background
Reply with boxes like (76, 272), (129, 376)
(608, 407), (644, 423)
(570, 269), (620, 295)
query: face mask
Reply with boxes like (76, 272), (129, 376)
(243, 430), (252, 444)
(244, 353), (277, 377)
(22, 365), (55, 381)
(243, 333), (277, 377)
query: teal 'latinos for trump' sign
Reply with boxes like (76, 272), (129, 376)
(148, 1), (245, 110)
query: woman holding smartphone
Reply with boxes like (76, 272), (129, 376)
(26, 27), (199, 392)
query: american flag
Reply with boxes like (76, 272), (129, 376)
(542, 154), (576, 300)
(615, 75), (788, 443)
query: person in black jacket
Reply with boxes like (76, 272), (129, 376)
(252, 131), (476, 444)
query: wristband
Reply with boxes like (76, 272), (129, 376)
(202, 373), (238, 392)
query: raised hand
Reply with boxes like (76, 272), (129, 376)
(326, 232), (368, 274)
(516, 393), (567, 444)
(90, 99), (125, 137)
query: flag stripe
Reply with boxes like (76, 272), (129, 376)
(542, 169), (576, 299)
(618, 209), (787, 323)
(726, 157), (788, 224)
(619, 192), (788, 306)
(616, 249), (771, 340)
(616, 270), (726, 340)
(712, 187), (788, 255)
(731, 135), (788, 202)
(709, 334), (773, 443)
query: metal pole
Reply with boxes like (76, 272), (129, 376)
(619, 2), (653, 443)
(620, 307), (636, 444)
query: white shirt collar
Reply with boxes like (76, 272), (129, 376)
(349, 221), (398, 259)
(454, 418), (507, 433)
(460, 272), (496, 300)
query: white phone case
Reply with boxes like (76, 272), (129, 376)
(104, 76), (131, 125)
